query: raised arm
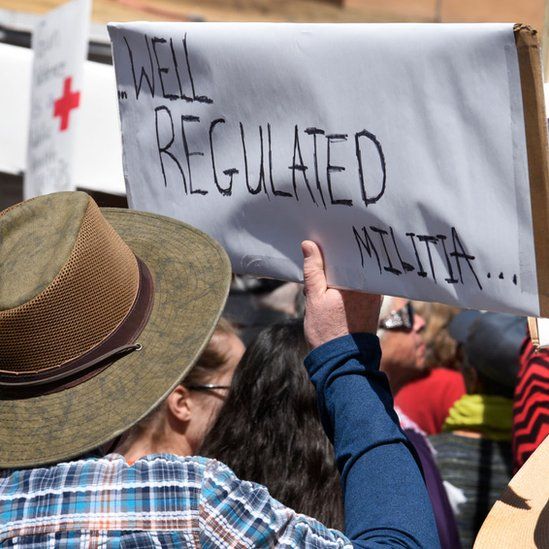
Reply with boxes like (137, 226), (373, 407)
(301, 240), (439, 548)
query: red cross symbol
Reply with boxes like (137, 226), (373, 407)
(53, 77), (81, 131)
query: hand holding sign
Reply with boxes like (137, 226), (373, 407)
(302, 240), (382, 349)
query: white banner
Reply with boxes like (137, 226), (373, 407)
(109, 23), (542, 316)
(24, 0), (91, 198)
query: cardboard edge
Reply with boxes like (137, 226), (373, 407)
(514, 24), (549, 317)
(527, 316), (539, 348)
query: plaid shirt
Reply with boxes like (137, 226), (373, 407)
(0, 453), (351, 548)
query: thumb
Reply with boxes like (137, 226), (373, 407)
(302, 240), (327, 297)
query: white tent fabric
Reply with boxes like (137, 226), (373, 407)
(0, 42), (125, 195)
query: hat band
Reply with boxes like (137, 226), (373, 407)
(0, 256), (154, 397)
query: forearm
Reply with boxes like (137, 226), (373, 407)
(305, 334), (439, 548)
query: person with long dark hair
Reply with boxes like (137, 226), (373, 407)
(200, 319), (344, 530)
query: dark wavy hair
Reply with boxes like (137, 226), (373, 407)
(199, 319), (344, 530)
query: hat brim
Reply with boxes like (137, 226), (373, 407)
(0, 208), (231, 468)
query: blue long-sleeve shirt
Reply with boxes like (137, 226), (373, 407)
(0, 333), (439, 548)
(305, 333), (440, 547)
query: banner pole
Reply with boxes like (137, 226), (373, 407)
(541, 0), (549, 82)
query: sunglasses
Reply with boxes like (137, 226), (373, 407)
(378, 302), (415, 332)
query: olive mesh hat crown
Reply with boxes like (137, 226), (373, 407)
(0, 191), (231, 467)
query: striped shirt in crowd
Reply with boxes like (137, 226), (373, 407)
(0, 453), (351, 548)
(513, 337), (549, 471)
(429, 433), (512, 548)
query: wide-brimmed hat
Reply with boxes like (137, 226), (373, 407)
(0, 191), (231, 467)
(473, 435), (549, 548)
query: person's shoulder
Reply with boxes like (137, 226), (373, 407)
(126, 452), (212, 469)
(0, 455), (226, 542)
(114, 453), (231, 485)
(197, 459), (352, 547)
(0, 454), (217, 490)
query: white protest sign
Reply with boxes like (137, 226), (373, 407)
(24, 0), (91, 199)
(108, 23), (549, 317)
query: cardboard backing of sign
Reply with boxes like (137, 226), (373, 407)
(515, 24), (549, 317)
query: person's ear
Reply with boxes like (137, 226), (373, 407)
(166, 385), (192, 423)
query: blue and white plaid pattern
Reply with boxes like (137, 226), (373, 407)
(0, 454), (351, 547)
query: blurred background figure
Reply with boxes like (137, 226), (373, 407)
(117, 317), (244, 462)
(224, 276), (298, 344)
(377, 297), (461, 547)
(430, 311), (526, 548)
(393, 301), (466, 435)
(377, 296), (428, 392)
(396, 410), (462, 549)
(200, 319), (344, 530)
(415, 302), (461, 371)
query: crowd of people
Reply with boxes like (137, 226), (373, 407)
(216, 285), (549, 548)
(0, 191), (547, 548)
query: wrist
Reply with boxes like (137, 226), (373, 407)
(304, 333), (381, 376)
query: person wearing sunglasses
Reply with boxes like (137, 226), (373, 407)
(377, 297), (428, 394)
(377, 297), (462, 548)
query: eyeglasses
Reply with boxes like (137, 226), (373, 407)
(185, 384), (231, 393)
(378, 302), (415, 332)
